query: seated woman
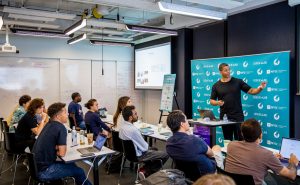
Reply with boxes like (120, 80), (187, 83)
(112, 96), (132, 131)
(15, 98), (48, 151)
(8, 95), (31, 126)
(84, 99), (111, 140)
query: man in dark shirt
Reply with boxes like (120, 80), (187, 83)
(166, 110), (216, 176)
(210, 63), (266, 140)
(32, 102), (91, 185)
(68, 92), (86, 130)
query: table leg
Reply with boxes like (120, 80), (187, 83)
(93, 156), (100, 185)
(210, 127), (216, 148)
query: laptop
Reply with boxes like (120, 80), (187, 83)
(77, 135), (107, 154)
(197, 109), (219, 121)
(98, 107), (107, 118)
(279, 138), (300, 167)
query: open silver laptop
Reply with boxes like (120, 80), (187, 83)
(279, 138), (300, 166)
(77, 135), (107, 154)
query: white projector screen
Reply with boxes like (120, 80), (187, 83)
(135, 42), (171, 89)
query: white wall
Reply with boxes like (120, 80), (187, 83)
(0, 35), (162, 124)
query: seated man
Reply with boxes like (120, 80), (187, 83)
(32, 102), (91, 185)
(166, 110), (217, 176)
(119, 105), (169, 177)
(68, 92), (86, 130)
(225, 118), (299, 185)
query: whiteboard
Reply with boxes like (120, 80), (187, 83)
(92, 61), (117, 114)
(59, 59), (92, 113)
(0, 57), (60, 118)
(117, 62), (144, 118)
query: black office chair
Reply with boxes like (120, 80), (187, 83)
(119, 139), (142, 183)
(173, 159), (204, 182)
(217, 166), (255, 185)
(0, 131), (24, 183)
(26, 152), (75, 185)
(84, 122), (92, 134)
(112, 130), (123, 152)
(1, 120), (9, 133)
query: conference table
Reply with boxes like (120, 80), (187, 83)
(188, 119), (242, 147)
(61, 132), (115, 185)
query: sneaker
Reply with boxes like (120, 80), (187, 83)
(138, 171), (146, 181)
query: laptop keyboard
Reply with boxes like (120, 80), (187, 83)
(85, 147), (99, 153)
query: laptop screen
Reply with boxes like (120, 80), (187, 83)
(94, 135), (107, 150)
(280, 138), (300, 159)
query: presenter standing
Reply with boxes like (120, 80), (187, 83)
(210, 63), (266, 140)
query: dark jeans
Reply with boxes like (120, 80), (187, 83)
(265, 172), (300, 185)
(138, 150), (169, 176)
(222, 124), (242, 141)
(38, 162), (92, 185)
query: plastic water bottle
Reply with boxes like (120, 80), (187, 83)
(71, 126), (78, 146)
(223, 114), (228, 123)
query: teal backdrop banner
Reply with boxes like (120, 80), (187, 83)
(191, 51), (290, 150)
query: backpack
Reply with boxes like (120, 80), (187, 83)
(141, 169), (188, 185)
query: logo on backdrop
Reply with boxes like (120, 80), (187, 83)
(243, 61), (249, 68)
(243, 94), (248, 101)
(273, 95), (280, 102)
(206, 71), (210, 76)
(243, 78), (248, 83)
(197, 92), (201, 97)
(257, 68), (263, 75)
(206, 99), (210, 105)
(274, 113), (280, 121)
(243, 110), (248, 117)
(196, 64), (200, 70)
(274, 77), (280, 84)
(273, 131), (280, 139)
(218, 137), (223, 143)
(273, 58), (280, 66)
(206, 85), (211, 91)
(196, 78), (201, 84)
(258, 103), (264, 109)
(230, 70), (234, 76)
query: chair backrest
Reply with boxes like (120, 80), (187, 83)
(174, 159), (203, 181)
(217, 167), (255, 185)
(85, 122), (92, 134)
(3, 131), (18, 153)
(1, 120), (9, 133)
(68, 117), (75, 128)
(112, 130), (123, 152)
(121, 139), (138, 162)
(26, 152), (39, 180)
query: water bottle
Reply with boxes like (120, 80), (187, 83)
(71, 126), (78, 146)
(223, 114), (228, 123)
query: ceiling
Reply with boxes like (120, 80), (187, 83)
(0, 0), (284, 45)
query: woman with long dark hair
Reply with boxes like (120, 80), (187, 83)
(112, 96), (132, 131)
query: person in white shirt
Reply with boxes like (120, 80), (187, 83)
(119, 105), (169, 178)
